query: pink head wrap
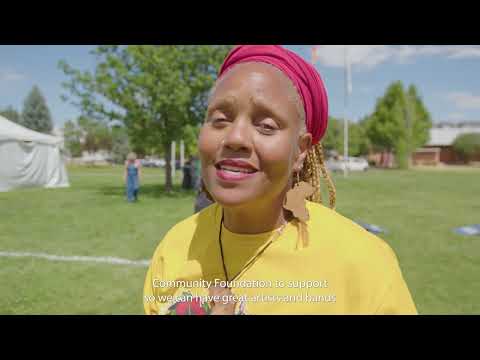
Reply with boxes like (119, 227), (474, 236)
(218, 45), (329, 145)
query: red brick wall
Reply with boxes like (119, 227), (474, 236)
(424, 146), (480, 164)
(412, 151), (438, 165)
(439, 147), (459, 163)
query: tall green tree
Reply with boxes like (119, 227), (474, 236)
(365, 81), (432, 168)
(405, 84), (433, 154)
(59, 45), (231, 191)
(0, 106), (22, 124)
(365, 81), (405, 153)
(21, 85), (53, 134)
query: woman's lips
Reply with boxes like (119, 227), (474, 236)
(215, 168), (257, 181)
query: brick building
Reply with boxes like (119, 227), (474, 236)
(412, 122), (480, 165)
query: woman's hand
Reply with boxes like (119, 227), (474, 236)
(208, 286), (237, 315)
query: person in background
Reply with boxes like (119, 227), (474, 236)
(192, 154), (214, 213)
(182, 158), (193, 190)
(194, 186), (214, 213)
(192, 155), (201, 190)
(124, 152), (141, 202)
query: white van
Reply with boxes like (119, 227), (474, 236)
(326, 157), (369, 172)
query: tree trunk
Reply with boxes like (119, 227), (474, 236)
(164, 142), (173, 193)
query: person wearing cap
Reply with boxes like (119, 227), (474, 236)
(144, 45), (417, 315)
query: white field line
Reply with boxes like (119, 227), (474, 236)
(0, 251), (150, 267)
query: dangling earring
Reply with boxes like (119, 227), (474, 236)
(283, 171), (314, 222)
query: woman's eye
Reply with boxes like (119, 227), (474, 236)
(258, 122), (278, 134)
(211, 117), (228, 126)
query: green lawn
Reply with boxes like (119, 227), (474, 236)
(1, 165), (479, 314)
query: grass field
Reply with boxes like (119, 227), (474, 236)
(1, 165), (479, 314)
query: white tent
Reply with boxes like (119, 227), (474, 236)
(0, 115), (69, 192)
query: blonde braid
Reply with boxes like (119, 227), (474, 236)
(298, 142), (336, 210)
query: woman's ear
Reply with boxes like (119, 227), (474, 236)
(293, 133), (312, 173)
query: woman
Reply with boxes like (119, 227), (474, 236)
(124, 152), (141, 202)
(144, 45), (417, 315)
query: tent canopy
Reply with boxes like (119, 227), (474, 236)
(0, 115), (62, 145)
(0, 115), (69, 192)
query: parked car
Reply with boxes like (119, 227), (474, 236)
(153, 159), (166, 168)
(140, 159), (152, 167)
(140, 158), (166, 168)
(326, 157), (369, 172)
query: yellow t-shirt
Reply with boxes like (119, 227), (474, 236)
(144, 201), (417, 315)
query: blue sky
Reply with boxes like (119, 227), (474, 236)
(1, 45), (480, 129)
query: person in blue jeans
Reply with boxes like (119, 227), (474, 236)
(124, 152), (142, 202)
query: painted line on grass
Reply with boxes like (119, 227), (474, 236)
(0, 251), (151, 267)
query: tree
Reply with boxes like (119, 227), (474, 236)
(453, 133), (480, 163)
(59, 45), (231, 192)
(182, 124), (201, 158)
(63, 116), (118, 158)
(111, 125), (130, 164)
(0, 106), (22, 124)
(355, 116), (373, 156)
(63, 119), (83, 157)
(365, 81), (432, 168)
(348, 120), (371, 157)
(322, 116), (370, 157)
(75, 116), (113, 153)
(405, 84), (433, 155)
(365, 81), (405, 152)
(21, 85), (53, 134)
(322, 117), (343, 154)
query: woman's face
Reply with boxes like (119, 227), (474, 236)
(198, 62), (311, 208)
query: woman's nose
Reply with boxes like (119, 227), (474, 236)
(222, 118), (253, 152)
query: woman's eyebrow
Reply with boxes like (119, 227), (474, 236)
(249, 96), (288, 124)
(207, 96), (237, 116)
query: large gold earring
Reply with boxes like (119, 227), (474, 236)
(283, 172), (314, 222)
